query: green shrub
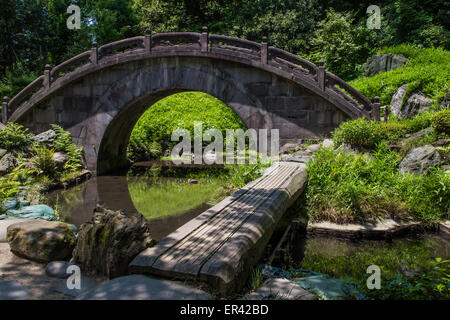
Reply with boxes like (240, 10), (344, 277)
(332, 118), (382, 150)
(51, 125), (83, 172)
(401, 111), (434, 133)
(350, 46), (450, 106)
(128, 92), (246, 161)
(32, 147), (57, 178)
(376, 121), (407, 141)
(431, 109), (450, 135)
(0, 122), (33, 151)
(305, 144), (449, 224)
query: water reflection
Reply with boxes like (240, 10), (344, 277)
(47, 176), (226, 240)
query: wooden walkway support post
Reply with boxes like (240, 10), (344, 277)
(2, 96), (8, 124)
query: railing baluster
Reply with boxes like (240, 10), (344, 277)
(201, 26), (208, 52)
(2, 96), (8, 124)
(91, 42), (98, 65)
(373, 96), (381, 121)
(145, 28), (152, 52)
(261, 36), (268, 64)
(43, 64), (51, 89)
(317, 61), (325, 91)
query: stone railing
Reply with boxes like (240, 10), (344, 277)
(3, 28), (375, 124)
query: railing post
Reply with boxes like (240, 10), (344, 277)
(43, 64), (51, 89)
(317, 61), (325, 91)
(373, 96), (381, 122)
(261, 36), (268, 64)
(383, 105), (389, 122)
(201, 26), (208, 52)
(2, 96), (8, 124)
(144, 28), (152, 52)
(91, 42), (98, 65)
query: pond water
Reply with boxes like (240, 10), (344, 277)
(46, 176), (229, 240)
(295, 234), (450, 281)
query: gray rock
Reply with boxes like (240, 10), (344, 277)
(76, 275), (212, 300)
(399, 145), (441, 175)
(280, 143), (300, 154)
(0, 280), (30, 300)
(322, 139), (334, 148)
(71, 206), (155, 279)
(0, 219), (30, 242)
(394, 92), (432, 119)
(0, 153), (15, 176)
(306, 144), (321, 152)
(30, 129), (56, 147)
(285, 156), (311, 163)
(390, 84), (408, 117)
(55, 276), (98, 297)
(245, 278), (317, 300)
(437, 90), (450, 111)
(364, 54), (408, 77)
(7, 220), (77, 262)
(46, 261), (76, 279)
(405, 127), (432, 139)
(53, 152), (69, 168)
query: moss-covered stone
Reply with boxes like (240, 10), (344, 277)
(6, 220), (76, 262)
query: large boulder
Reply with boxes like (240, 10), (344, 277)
(71, 206), (155, 279)
(30, 129), (56, 147)
(0, 153), (16, 176)
(364, 54), (408, 77)
(390, 84), (408, 117)
(399, 145), (441, 175)
(7, 220), (77, 262)
(391, 88), (432, 119)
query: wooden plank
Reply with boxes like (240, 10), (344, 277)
(129, 162), (308, 296)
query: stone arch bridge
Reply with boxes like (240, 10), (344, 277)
(2, 29), (377, 175)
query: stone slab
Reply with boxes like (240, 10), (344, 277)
(76, 275), (212, 300)
(244, 278), (317, 300)
(54, 275), (98, 297)
(0, 280), (30, 300)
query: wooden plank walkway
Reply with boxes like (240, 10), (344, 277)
(129, 162), (307, 296)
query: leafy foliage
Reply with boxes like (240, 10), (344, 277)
(128, 92), (246, 162)
(51, 124), (83, 172)
(305, 144), (449, 224)
(332, 118), (382, 150)
(431, 109), (450, 135)
(0, 122), (33, 151)
(350, 45), (450, 105)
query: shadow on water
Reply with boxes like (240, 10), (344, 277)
(46, 176), (224, 241)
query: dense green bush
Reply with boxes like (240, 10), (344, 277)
(0, 122), (33, 151)
(350, 45), (450, 106)
(332, 118), (382, 150)
(431, 109), (450, 135)
(32, 147), (57, 178)
(305, 144), (449, 224)
(51, 125), (83, 172)
(128, 92), (246, 162)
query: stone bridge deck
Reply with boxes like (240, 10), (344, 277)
(129, 162), (307, 296)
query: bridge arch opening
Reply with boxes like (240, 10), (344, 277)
(97, 89), (250, 175)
